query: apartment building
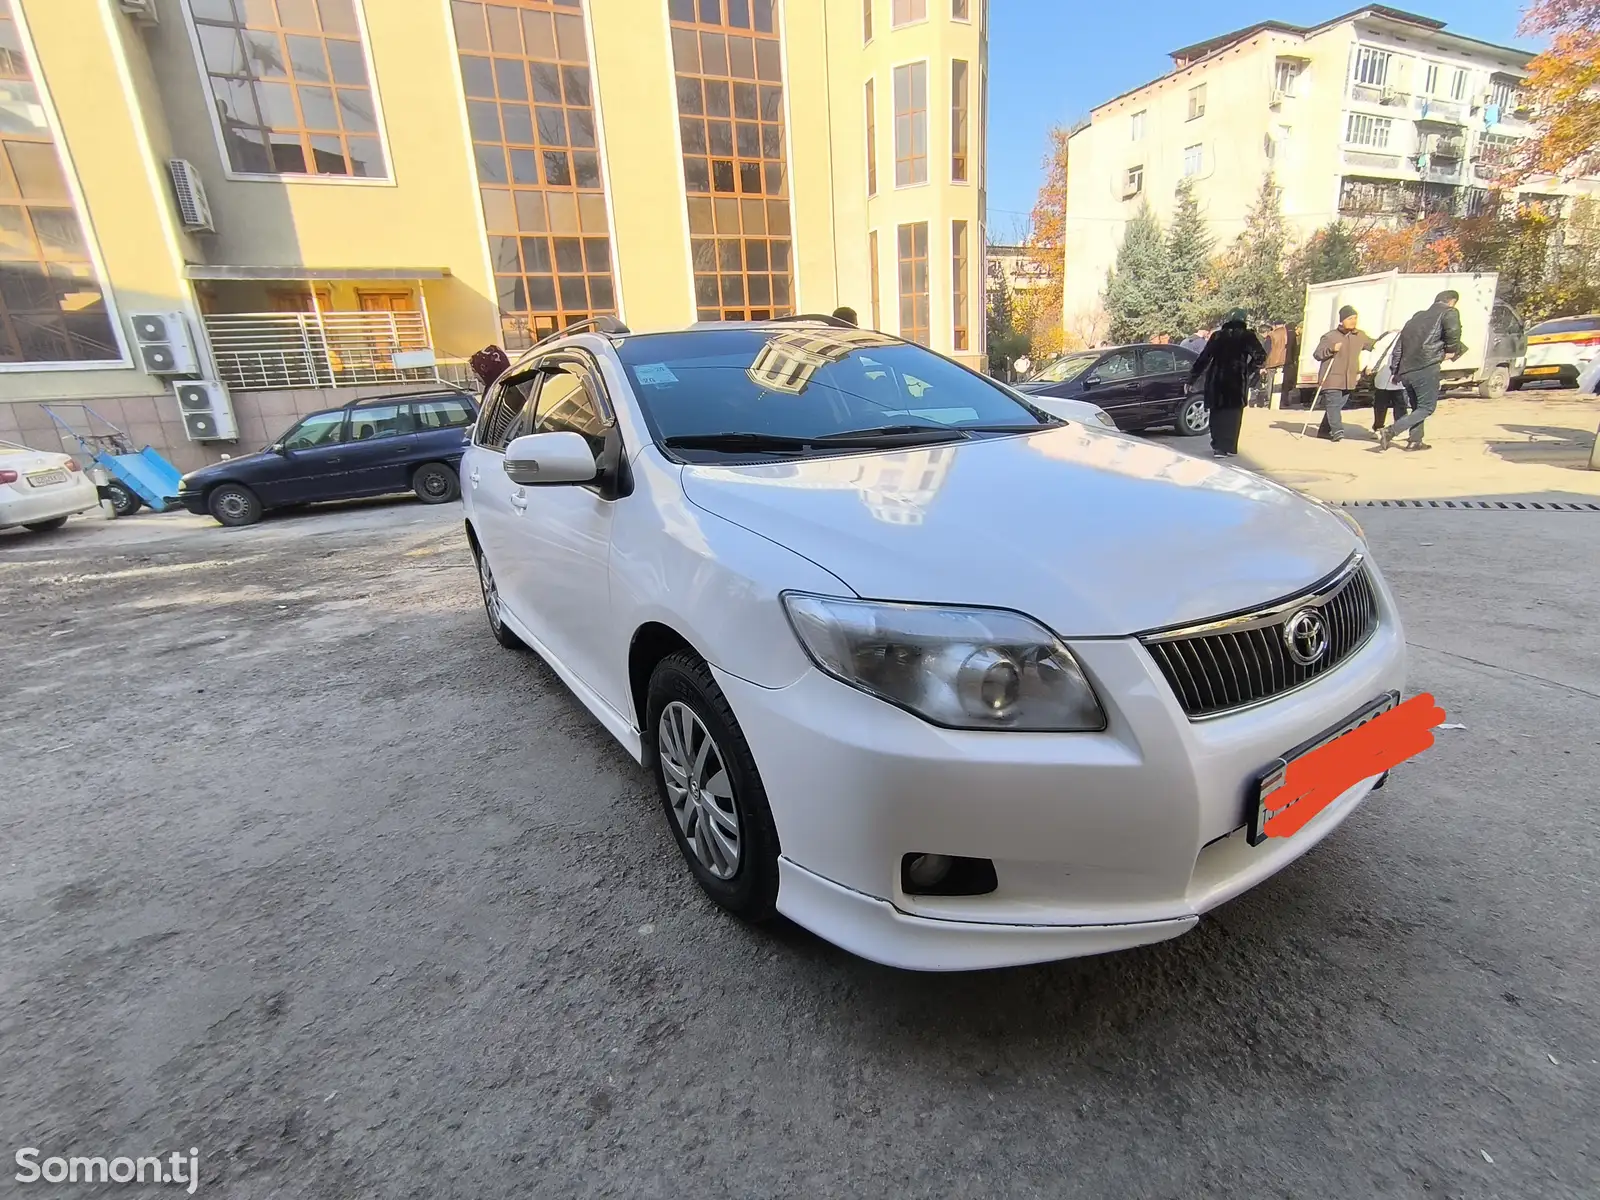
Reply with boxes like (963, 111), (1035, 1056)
(1062, 5), (1598, 338)
(0, 0), (985, 470)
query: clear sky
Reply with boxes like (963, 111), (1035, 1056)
(984, 0), (1542, 239)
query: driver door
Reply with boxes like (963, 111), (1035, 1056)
(1084, 348), (1142, 422)
(252, 410), (350, 505)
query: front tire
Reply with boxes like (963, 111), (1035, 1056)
(105, 481), (143, 517)
(1479, 365), (1511, 399)
(23, 516), (68, 532)
(646, 651), (779, 921)
(412, 462), (460, 504)
(474, 545), (524, 650)
(1176, 395), (1210, 436)
(208, 483), (262, 527)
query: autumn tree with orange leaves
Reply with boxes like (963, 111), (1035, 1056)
(1018, 125), (1070, 355)
(1517, 0), (1600, 177)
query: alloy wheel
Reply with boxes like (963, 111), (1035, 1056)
(657, 700), (741, 880)
(1181, 398), (1209, 433)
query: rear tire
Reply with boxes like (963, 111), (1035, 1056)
(1479, 365), (1510, 399)
(23, 516), (68, 532)
(105, 481), (143, 517)
(412, 462), (459, 504)
(646, 650), (780, 922)
(208, 483), (262, 527)
(1176, 395), (1210, 436)
(474, 544), (524, 650)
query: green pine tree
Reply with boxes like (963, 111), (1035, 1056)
(1292, 221), (1364, 286)
(1102, 203), (1170, 343)
(1165, 181), (1214, 333)
(1211, 173), (1300, 325)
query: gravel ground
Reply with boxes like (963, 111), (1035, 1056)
(1, 499), (1597, 1199)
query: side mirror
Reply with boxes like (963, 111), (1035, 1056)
(504, 431), (597, 486)
(271, 443), (288, 455)
(1083, 374), (1101, 388)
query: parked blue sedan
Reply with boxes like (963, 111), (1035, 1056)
(177, 390), (478, 526)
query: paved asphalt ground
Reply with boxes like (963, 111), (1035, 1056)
(2, 496), (1597, 1199)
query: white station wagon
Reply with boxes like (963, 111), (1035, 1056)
(461, 317), (1407, 971)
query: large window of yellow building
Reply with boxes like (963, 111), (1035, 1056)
(452, 0), (617, 349)
(0, 1), (118, 364)
(188, 0), (386, 178)
(668, 0), (793, 322)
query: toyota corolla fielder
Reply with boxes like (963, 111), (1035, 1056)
(461, 317), (1406, 971)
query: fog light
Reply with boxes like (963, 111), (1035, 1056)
(905, 853), (953, 889)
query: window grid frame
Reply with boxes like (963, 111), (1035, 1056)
(0, 0), (125, 367)
(950, 58), (968, 183)
(862, 0), (872, 43)
(896, 220), (929, 347)
(951, 219), (968, 351)
(453, 0), (618, 350)
(1354, 46), (1391, 88)
(1183, 143), (1202, 177)
(865, 77), (877, 195)
(669, 0), (795, 323)
(892, 59), (928, 188)
(185, 0), (391, 181)
(1345, 111), (1392, 149)
(1187, 83), (1206, 120)
(891, 0), (927, 27)
(869, 229), (881, 331)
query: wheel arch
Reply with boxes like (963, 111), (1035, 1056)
(628, 621), (704, 764)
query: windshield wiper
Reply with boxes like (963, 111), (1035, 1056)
(662, 432), (813, 452)
(957, 421), (1060, 432)
(811, 424), (970, 442)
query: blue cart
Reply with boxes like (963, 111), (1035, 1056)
(40, 404), (184, 517)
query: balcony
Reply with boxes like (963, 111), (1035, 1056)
(201, 311), (442, 392)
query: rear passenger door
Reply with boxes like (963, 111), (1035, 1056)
(340, 402), (418, 496)
(1138, 346), (1193, 424)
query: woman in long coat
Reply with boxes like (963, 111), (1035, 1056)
(1188, 308), (1266, 458)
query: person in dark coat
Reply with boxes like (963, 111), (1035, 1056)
(1188, 308), (1266, 458)
(1379, 290), (1466, 452)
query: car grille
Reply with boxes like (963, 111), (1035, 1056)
(1139, 557), (1380, 719)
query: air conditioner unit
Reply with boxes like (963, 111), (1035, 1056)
(167, 160), (213, 232)
(130, 311), (199, 376)
(1269, 88), (1287, 109)
(1380, 85), (1405, 105)
(118, 0), (159, 25)
(174, 381), (237, 442)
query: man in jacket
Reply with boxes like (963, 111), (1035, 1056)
(1254, 322), (1288, 407)
(1311, 306), (1375, 441)
(1379, 290), (1466, 451)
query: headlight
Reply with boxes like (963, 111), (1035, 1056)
(781, 594), (1106, 731)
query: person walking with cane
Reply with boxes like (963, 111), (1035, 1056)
(1309, 306), (1374, 441)
(1188, 308), (1265, 459)
(1379, 290), (1466, 452)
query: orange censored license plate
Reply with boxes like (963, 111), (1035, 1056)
(1249, 691), (1447, 846)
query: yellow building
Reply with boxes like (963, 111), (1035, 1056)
(0, 0), (987, 469)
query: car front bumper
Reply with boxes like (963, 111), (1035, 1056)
(1515, 363), (1579, 385)
(0, 475), (100, 528)
(714, 576), (1408, 971)
(175, 490), (210, 515)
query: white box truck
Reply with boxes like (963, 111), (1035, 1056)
(1295, 270), (1527, 400)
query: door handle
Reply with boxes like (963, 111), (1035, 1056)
(469, 469), (481, 488)
(509, 489), (528, 511)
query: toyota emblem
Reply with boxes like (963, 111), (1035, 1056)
(1282, 608), (1329, 666)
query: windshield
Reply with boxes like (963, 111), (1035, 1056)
(1029, 353), (1098, 384)
(1530, 316), (1600, 336)
(614, 328), (1051, 454)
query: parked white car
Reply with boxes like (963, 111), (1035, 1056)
(461, 319), (1407, 971)
(0, 440), (99, 533)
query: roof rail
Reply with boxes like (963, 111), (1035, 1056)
(529, 314), (630, 350)
(762, 312), (856, 329)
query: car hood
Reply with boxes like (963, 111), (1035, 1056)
(677, 426), (1359, 637)
(181, 448), (277, 481)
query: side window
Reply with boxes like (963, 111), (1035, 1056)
(346, 403), (408, 442)
(412, 396), (475, 430)
(534, 367), (608, 456)
(1140, 347), (1179, 376)
(281, 411), (346, 450)
(1097, 349), (1138, 380)
(476, 373), (537, 451)
(1490, 303), (1522, 343)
